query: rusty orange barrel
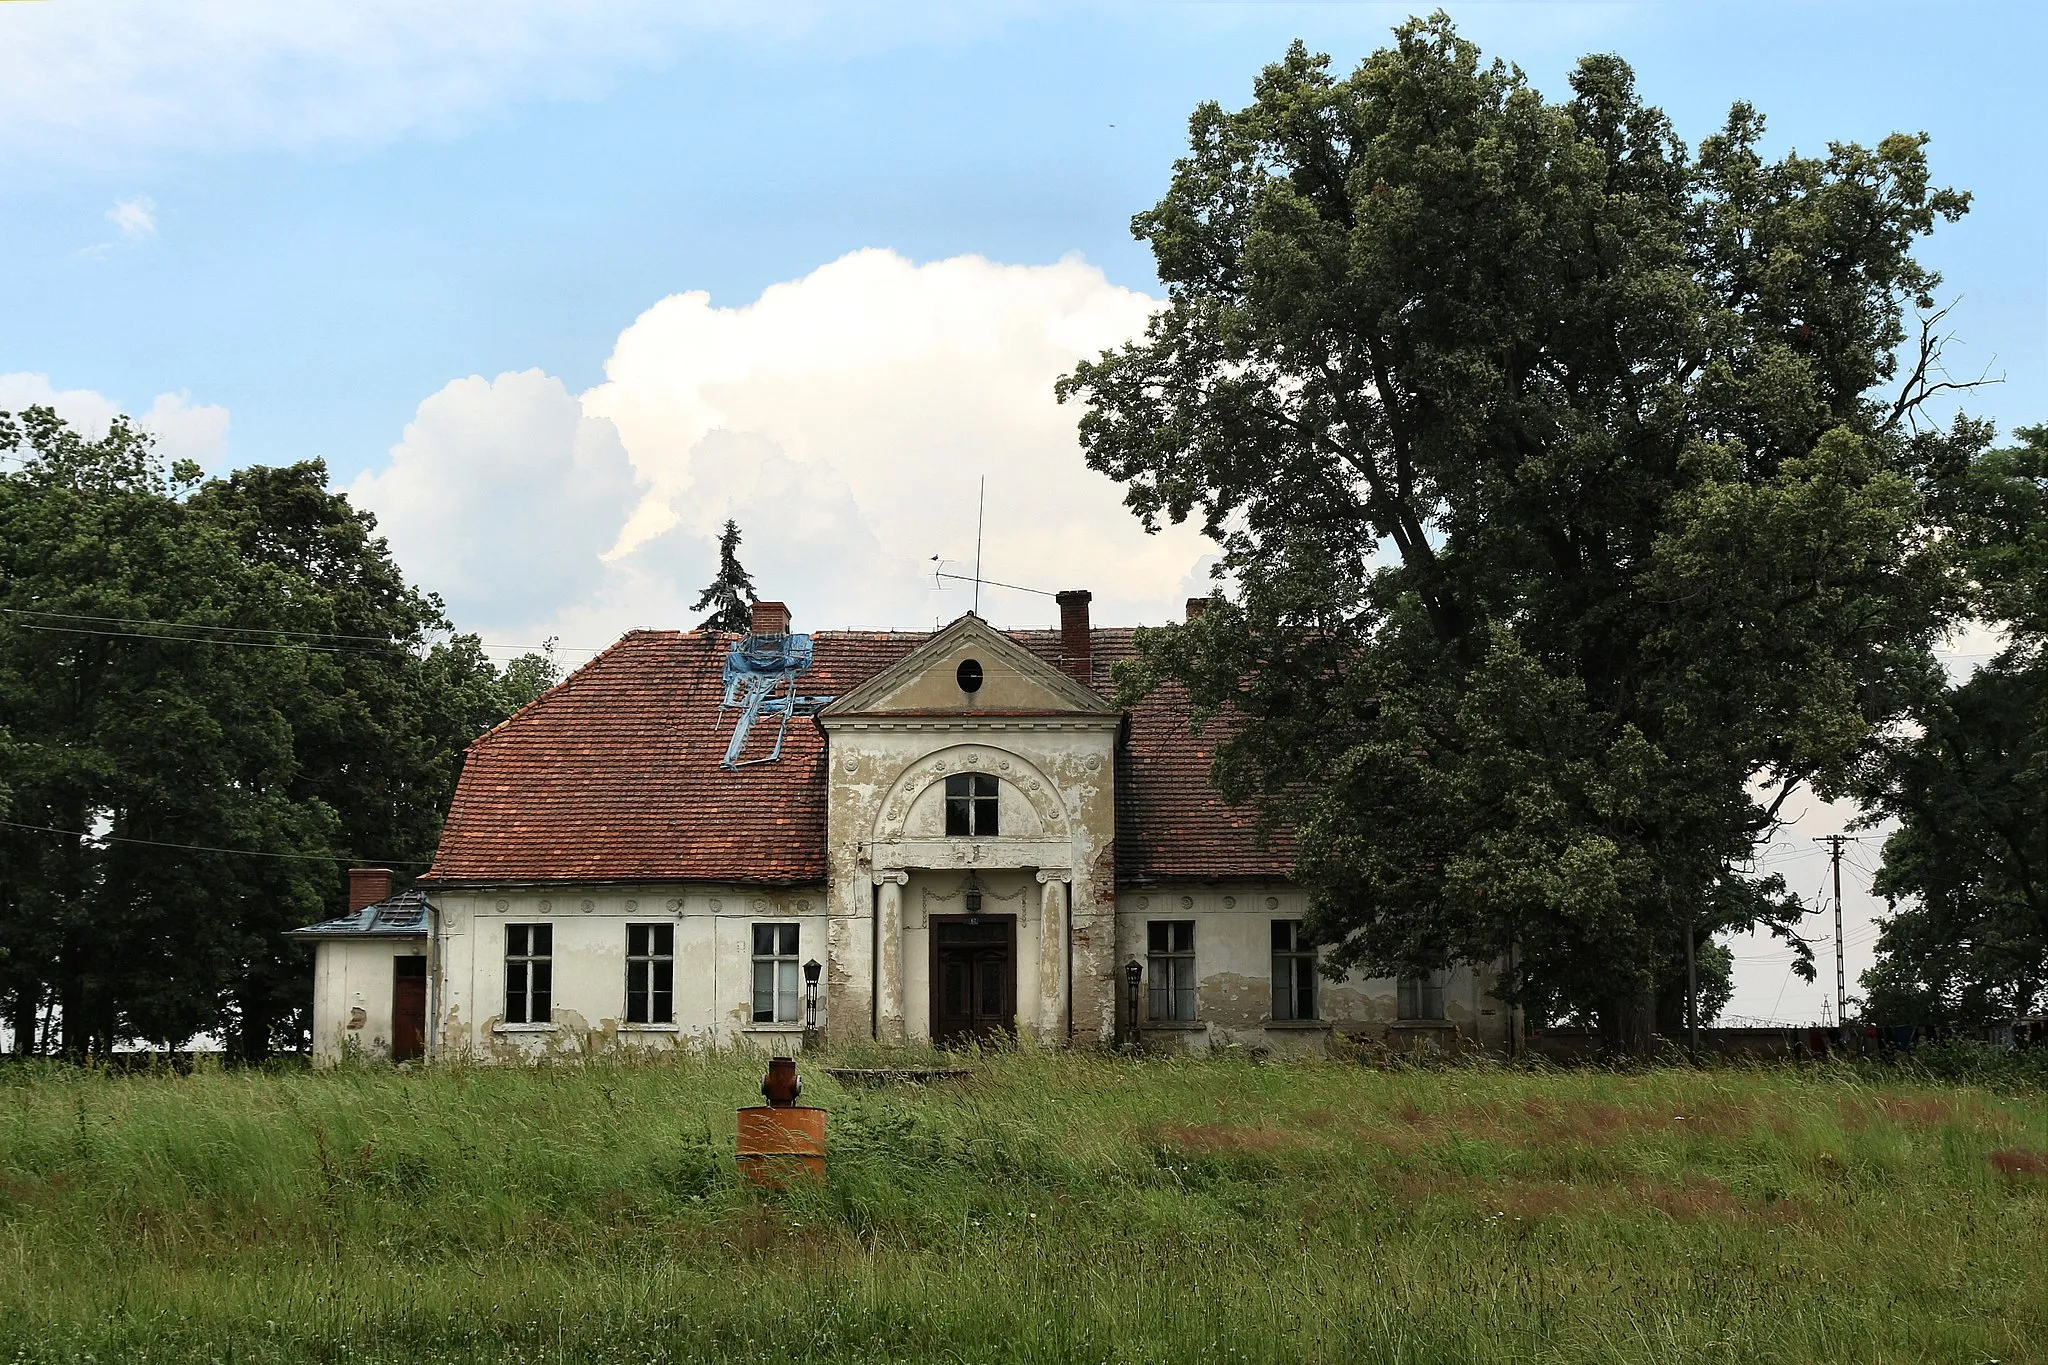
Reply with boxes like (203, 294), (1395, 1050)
(735, 1105), (827, 1188)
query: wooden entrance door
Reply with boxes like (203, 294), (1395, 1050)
(392, 955), (427, 1062)
(930, 916), (1015, 1048)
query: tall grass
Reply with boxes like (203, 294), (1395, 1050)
(0, 1049), (2042, 1362)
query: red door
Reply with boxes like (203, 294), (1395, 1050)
(392, 955), (427, 1061)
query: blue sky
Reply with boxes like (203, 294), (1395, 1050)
(2, 0), (2041, 1021)
(7, 2), (2041, 480)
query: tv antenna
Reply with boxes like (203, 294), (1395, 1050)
(973, 476), (985, 616)
(925, 478), (1060, 607)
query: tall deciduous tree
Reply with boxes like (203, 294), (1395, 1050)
(1060, 18), (1981, 1040)
(0, 406), (550, 1057)
(1857, 427), (2048, 1025)
(692, 520), (758, 633)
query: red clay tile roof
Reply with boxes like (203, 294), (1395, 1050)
(1087, 633), (1296, 883)
(422, 626), (1292, 887)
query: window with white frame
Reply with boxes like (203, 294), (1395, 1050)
(752, 923), (801, 1024)
(626, 923), (674, 1025)
(504, 924), (553, 1024)
(1398, 969), (1447, 1021)
(1271, 920), (1317, 1021)
(1146, 920), (1197, 1021)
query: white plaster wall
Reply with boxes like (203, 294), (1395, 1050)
(822, 723), (1118, 1046)
(899, 868), (1042, 1042)
(430, 885), (828, 1061)
(1118, 883), (1514, 1055)
(310, 937), (425, 1066)
(901, 779), (1045, 839)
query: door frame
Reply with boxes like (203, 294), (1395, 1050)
(391, 953), (428, 1062)
(927, 914), (1017, 1046)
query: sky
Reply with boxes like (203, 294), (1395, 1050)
(3, 0), (2042, 1024)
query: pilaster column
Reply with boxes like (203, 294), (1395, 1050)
(875, 871), (909, 1044)
(1035, 871), (1070, 1044)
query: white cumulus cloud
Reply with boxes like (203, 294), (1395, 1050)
(347, 250), (1214, 651)
(583, 248), (1212, 634)
(347, 369), (642, 644)
(0, 372), (231, 469)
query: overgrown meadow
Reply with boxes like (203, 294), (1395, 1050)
(0, 1049), (2043, 1363)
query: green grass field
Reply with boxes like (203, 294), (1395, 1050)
(0, 1049), (2042, 1364)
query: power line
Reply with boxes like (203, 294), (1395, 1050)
(0, 817), (432, 866)
(3, 606), (412, 645)
(4, 611), (600, 660)
(15, 623), (383, 656)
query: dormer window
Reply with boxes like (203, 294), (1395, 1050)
(945, 773), (999, 836)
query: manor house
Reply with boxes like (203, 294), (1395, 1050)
(294, 595), (1513, 1062)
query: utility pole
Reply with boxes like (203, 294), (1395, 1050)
(1667, 877), (1698, 1065)
(1813, 835), (1858, 1026)
(1685, 905), (1698, 1065)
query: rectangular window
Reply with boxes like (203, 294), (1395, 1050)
(944, 772), (999, 837)
(752, 923), (801, 1024)
(1271, 920), (1317, 1021)
(1398, 970), (1447, 1021)
(1146, 920), (1196, 1022)
(626, 923), (674, 1025)
(504, 923), (553, 1025)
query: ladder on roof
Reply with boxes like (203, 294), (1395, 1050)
(717, 632), (834, 768)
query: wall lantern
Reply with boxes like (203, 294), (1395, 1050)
(802, 958), (822, 1031)
(964, 871), (984, 921)
(1124, 957), (1144, 1047)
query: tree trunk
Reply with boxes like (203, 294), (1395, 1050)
(237, 986), (272, 1065)
(7, 987), (38, 1056)
(1602, 983), (1658, 1055)
(57, 973), (86, 1060)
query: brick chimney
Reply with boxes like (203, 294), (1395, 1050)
(1185, 597), (1209, 621)
(1056, 590), (1092, 684)
(750, 600), (791, 636)
(348, 867), (394, 913)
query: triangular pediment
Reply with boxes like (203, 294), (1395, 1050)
(822, 614), (1114, 718)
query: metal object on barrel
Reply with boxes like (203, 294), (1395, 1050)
(736, 1055), (827, 1188)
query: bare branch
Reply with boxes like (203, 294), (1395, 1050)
(1883, 303), (2002, 432)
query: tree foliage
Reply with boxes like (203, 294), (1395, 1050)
(0, 406), (552, 1057)
(1857, 428), (2048, 1025)
(692, 519), (758, 633)
(1060, 17), (1981, 1038)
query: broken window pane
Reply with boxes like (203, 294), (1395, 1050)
(944, 773), (999, 837)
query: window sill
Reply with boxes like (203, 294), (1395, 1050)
(1264, 1020), (1331, 1031)
(1390, 1019), (1457, 1030)
(1140, 1020), (1207, 1031)
(493, 1023), (558, 1034)
(617, 1023), (680, 1033)
(743, 1023), (808, 1033)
